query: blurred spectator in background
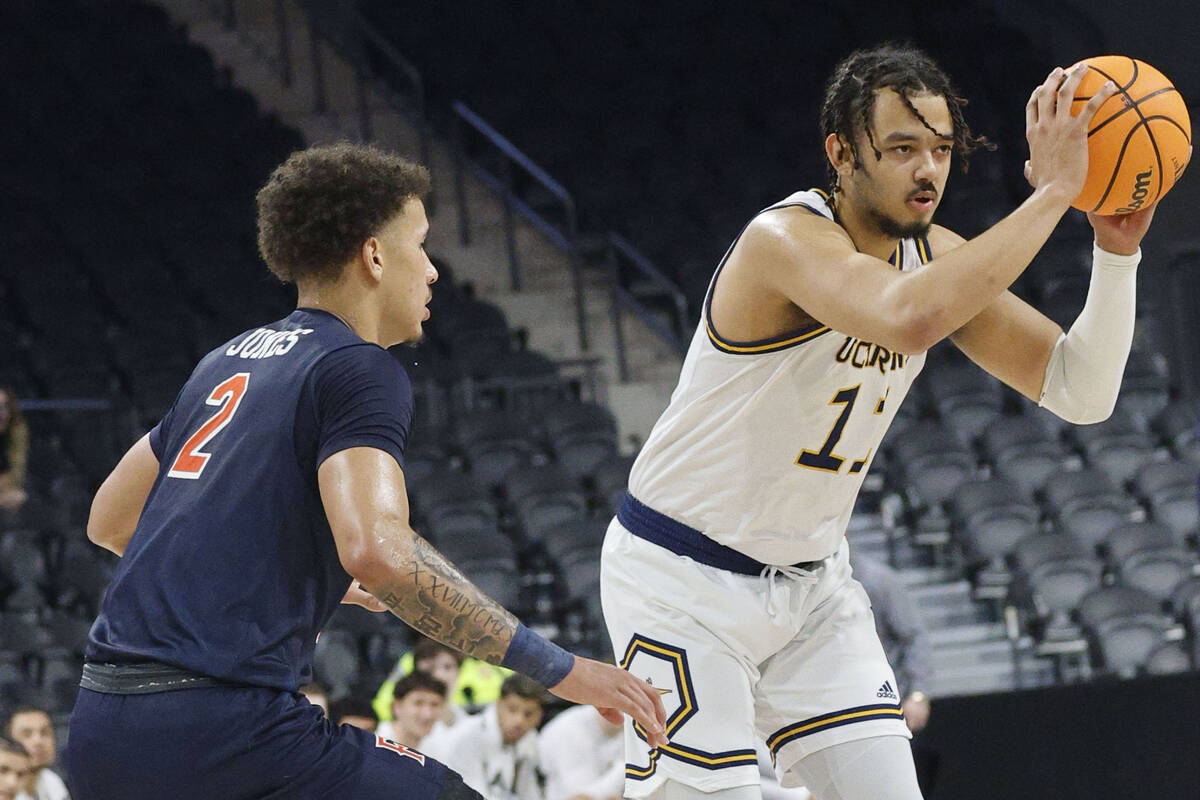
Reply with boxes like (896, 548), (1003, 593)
(851, 553), (937, 794)
(374, 635), (508, 733)
(5, 708), (68, 800)
(0, 737), (34, 800)
(377, 671), (446, 750)
(0, 387), (29, 515)
(538, 704), (621, 800)
(327, 697), (377, 733)
(422, 674), (546, 800)
(299, 681), (329, 716)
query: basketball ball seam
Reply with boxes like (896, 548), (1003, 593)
(1086, 58), (1165, 212)
(1088, 87), (1182, 139)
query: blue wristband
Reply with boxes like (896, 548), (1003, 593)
(501, 623), (575, 688)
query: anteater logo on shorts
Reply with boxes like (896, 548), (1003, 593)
(1115, 169), (1154, 213)
(375, 735), (426, 765)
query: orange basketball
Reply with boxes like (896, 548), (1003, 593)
(1070, 55), (1191, 215)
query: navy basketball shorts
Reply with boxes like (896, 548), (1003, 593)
(67, 685), (481, 800)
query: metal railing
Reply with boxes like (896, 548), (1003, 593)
(606, 234), (691, 381)
(205, 0), (431, 166)
(204, 0), (692, 382)
(451, 101), (589, 350)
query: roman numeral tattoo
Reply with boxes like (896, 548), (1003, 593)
(371, 536), (516, 665)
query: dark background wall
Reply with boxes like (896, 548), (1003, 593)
(921, 671), (1200, 799)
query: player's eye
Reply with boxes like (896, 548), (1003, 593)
(936, 144), (953, 155)
(894, 145), (912, 154)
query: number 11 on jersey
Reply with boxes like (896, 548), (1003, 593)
(796, 384), (887, 475)
(168, 373), (251, 480)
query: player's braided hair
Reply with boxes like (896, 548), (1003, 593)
(819, 43), (993, 197)
(256, 143), (430, 285)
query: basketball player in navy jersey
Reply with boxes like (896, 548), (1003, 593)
(600, 46), (1163, 800)
(67, 144), (667, 800)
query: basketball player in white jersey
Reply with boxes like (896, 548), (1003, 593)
(601, 44), (1162, 800)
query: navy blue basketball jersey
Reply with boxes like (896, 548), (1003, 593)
(86, 308), (413, 691)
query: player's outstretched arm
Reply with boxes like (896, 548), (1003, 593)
(318, 446), (668, 746)
(86, 434), (159, 556)
(741, 64), (1118, 354)
(942, 202), (1153, 424)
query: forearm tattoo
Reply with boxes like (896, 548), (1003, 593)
(370, 536), (517, 664)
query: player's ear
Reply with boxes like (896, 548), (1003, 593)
(825, 133), (853, 177)
(360, 236), (385, 282)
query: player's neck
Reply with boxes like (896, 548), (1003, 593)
(296, 287), (384, 346)
(830, 194), (902, 262)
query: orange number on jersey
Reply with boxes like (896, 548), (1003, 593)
(167, 373), (250, 480)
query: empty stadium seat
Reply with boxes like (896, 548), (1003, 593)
(1104, 522), (1197, 601)
(1067, 409), (1158, 487)
(1010, 533), (1102, 634)
(982, 415), (1071, 499)
(1042, 469), (1140, 552)
(951, 477), (1040, 567)
(894, 422), (977, 506)
(1078, 586), (1174, 676)
(1132, 459), (1200, 540)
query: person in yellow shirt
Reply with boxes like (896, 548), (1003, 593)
(374, 636), (511, 731)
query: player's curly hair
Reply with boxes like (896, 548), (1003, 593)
(820, 43), (993, 197)
(256, 143), (430, 285)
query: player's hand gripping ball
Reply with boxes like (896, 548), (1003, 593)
(1069, 56), (1191, 215)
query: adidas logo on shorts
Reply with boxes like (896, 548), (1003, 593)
(876, 681), (898, 700)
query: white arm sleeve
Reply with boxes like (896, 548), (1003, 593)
(1038, 244), (1140, 425)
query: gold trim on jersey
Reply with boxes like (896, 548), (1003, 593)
(766, 703), (906, 756)
(706, 322), (832, 354)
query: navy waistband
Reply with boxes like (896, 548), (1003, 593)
(617, 493), (822, 576)
(81, 662), (235, 695)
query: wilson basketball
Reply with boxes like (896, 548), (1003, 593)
(1070, 56), (1191, 215)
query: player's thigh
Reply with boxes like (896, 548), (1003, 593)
(788, 736), (922, 800)
(600, 521), (764, 796)
(754, 575), (910, 781)
(346, 726), (475, 800)
(67, 686), (463, 800)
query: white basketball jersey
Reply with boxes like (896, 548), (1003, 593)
(628, 189), (932, 564)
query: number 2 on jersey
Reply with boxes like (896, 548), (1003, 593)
(168, 373), (250, 480)
(796, 384), (886, 475)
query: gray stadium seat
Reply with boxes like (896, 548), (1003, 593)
(591, 454), (636, 514)
(504, 465), (589, 541)
(1151, 399), (1200, 465)
(1078, 586), (1174, 677)
(1104, 522), (1197, 601)
(1068, 409), (1158, 487)
(983, 415), (1070, 499)
(1142, 640), (1192, 676)
(1011, 533), (1102, 632)
(455, 410), (540, 488)
(895, 423), (977, 507)
(1132, 459), (1200, 540)
(951, 477), (1040, 567)
(431, 522), (516, 566)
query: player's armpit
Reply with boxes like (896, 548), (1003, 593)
(318, 446), (518, 665)
(87, 434), (159, 556)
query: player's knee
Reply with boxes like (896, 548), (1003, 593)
(436, 769), (484, 800)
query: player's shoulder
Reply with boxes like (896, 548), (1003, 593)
(926, 223), (966, 255)
(741, 197), (852, 260)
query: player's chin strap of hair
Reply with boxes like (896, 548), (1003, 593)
(1038, 244), (1140, 425)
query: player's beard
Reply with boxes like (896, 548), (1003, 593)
(868, 205), (932, 240)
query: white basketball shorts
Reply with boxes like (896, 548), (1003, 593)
(600, 518), (910, 797)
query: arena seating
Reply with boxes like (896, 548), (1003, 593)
(1, 2), (1197, 739)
